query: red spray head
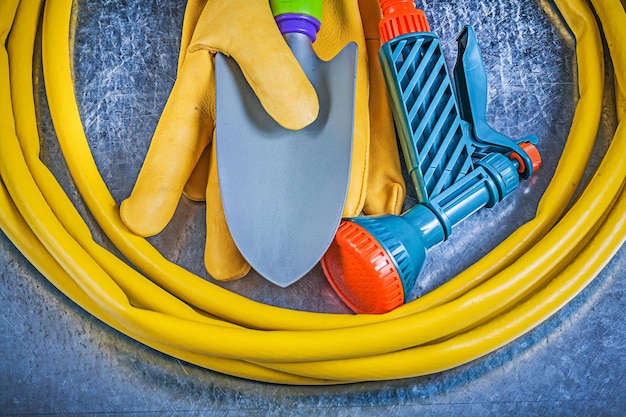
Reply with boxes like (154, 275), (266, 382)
(379, 0), (430, 43)
(321, 206), (437, 314)
(321, 221), (406, 314)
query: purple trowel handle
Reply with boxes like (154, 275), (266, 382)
(275, 13), (321, 42)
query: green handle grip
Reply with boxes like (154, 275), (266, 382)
(270, 0), (323, 22)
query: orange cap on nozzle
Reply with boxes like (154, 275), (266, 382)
(510, 142), (542, 174)
(379, 0), (430, 44)
(321, 221), (404, 314)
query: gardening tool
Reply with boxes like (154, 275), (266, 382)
(215, 0), (357, 286)
(321, 1), (542, 314)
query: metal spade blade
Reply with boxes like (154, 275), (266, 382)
(215, 35), (357, 287)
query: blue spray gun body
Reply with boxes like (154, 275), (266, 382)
(321, 1), (541, 314)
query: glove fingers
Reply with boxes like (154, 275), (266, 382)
(360, 0), (405, 215)
(362, 77), (405, 216)
(188, 1), (318, 131)
(120, 51), (214, 236)
(358, 0), (382, 40)
(362, 39), (405, 215)
(204, 140), (250, 280)
(183, 145), (209, 202)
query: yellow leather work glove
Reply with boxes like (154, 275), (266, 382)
(120, 0), (405, 281)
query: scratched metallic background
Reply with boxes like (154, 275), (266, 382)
(1, 0), (625, 415)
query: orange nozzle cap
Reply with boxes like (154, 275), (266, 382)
(321, 221), (404, 314)
(379, 0), (430, 44)
(511, 142), (542, 174)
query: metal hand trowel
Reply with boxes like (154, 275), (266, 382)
(215, 0), (357, 287)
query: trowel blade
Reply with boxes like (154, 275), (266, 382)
(215, 43), (357, 287)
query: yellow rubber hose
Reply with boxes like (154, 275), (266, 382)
(39, 0), (617, 352)
(38, 0), (603, 340)
(39, 0), (605, 330)
(0, 0), (623, 384)
(2, 0), (612, 370)
(36, 0), (616, 363)
(590, 0), (626, 121)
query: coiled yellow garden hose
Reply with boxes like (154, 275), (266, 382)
(0, 0), (624, 384)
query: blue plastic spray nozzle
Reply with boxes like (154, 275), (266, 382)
(321, 1), (541, 314)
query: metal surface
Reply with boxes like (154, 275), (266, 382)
(216, 33), (356, 286)
(1, 0), (624, 415)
